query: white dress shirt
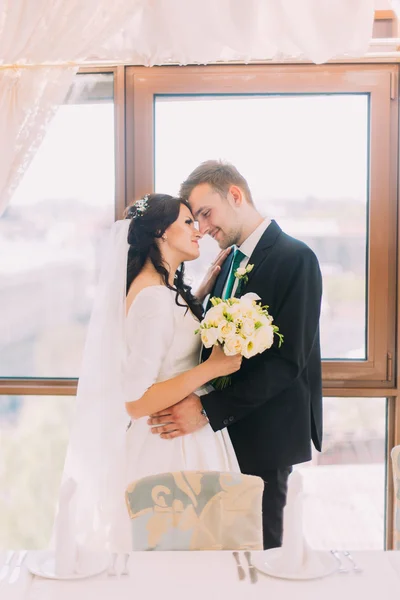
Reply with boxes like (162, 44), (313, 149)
(223, 218), (271, 298)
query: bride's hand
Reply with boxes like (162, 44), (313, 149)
(207, 343), (242, 377)
(195, 247), (232, 302)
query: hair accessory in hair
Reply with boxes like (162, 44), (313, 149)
(127, 194), (149, 219)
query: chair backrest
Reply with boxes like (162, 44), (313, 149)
(125, 470), (263, 551)
(391, 446), (400, 549)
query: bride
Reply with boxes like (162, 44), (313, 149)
(62, 193), (241, 551)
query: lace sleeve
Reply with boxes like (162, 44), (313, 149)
(123, 286), (175, 404)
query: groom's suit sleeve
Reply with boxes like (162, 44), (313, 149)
(200, 245), (322, 431)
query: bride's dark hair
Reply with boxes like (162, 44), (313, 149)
(125, 193), (203, 320)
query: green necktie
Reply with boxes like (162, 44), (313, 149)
(223, 248), (246, 300)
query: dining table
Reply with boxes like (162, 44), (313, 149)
(1, 549), (400, 600)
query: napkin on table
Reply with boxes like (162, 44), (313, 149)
(265, 470), (329, 577)
(53, 478), (77, 576)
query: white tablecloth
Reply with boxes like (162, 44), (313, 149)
(1, 550), (400, 600)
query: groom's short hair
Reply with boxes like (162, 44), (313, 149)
(180, 160), (254, 205)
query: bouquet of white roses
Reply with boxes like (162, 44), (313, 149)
(196, 293), (283, 389)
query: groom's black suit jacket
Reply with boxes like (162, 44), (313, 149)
(201, 220), (323, 477)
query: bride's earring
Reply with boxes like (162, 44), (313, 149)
(162, 234), (168, 242)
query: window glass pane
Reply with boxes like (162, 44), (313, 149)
(299, 397), (386, 550)
(0, 395), (74, 549)
(0, 73), (115, 378)
(155, 95), (368, 360)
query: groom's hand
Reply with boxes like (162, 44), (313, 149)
(148, 393), (208, 439)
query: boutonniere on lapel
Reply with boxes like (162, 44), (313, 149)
(234, 263), (254, 286)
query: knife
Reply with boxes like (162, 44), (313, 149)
(244, 551), (258, 583)
(232, 552), (246, 581)
(0, 551), (15, 581)
(9, 550), (27, 584)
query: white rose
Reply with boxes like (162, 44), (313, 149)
(218, 320), (236, 341)
(235, 267), (247, 277)
(201, 327), (220, 348)
(257, 314), (273, 329)
(238, 310), (253, 322)
(204, 303), (225, 325)
(241, 317), (255, 337)
(205, 317), (225, 330)
(255, 323), (274, 352)
(223, 334), (244, 356)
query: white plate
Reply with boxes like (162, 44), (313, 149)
(26, 550), (108, 580)
(251, 548), (338, 580)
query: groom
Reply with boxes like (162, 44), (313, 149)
(148, 160), (323, 550)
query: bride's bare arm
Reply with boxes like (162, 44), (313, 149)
(124, 285), (241, 421)
(125, 345), (241, 420)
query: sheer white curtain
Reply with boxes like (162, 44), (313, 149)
(0, 0), (138, 216)
(0, 0), (377, 215)
(0, 66), (76, 215)
(103, 0), (375, 66)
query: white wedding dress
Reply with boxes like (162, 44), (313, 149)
(61, 221), (239, 553)
(123, 285), (240, 481)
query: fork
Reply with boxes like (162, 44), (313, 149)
(331, 550), (349, 574)
(244, 551), (258, 584)
(342, 550), (363, 573)
(121, 553), (130, 576)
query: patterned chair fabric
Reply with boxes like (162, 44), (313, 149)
(391, 446), (400, 549)
(125, 470), (264, 551)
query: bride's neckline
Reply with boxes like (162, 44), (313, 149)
(126, 284), (170, 317)
(125, 284), (190, 320)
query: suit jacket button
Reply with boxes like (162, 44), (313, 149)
(229, 416), (234, 422)
(223, 419), (229, 425)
